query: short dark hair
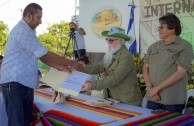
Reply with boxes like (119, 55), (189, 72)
(23, 3), (42, 17)
(0, 55), (3, 60)
(69, 22), (77, 26)
(159, 13), (181, 35)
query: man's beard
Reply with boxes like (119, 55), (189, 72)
(103, 45), (122, 69)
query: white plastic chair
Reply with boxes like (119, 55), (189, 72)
(186, 89), (194, 105)
(141, 95), (147, 108)
(182, 89), (194, 114)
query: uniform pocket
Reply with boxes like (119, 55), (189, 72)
(166, 49), (179, 64)
(149, 51), (158, 63)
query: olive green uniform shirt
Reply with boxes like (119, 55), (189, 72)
(86, 45), (142, 106)
(144, 36), (193, 104)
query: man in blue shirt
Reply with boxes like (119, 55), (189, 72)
(0, 3), (84, 126)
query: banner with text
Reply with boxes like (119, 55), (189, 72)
(140, 0), (194, 54)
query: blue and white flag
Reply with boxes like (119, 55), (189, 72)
(125, 1), (137, 54)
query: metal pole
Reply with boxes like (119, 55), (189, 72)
(75, 0), (77, 22)
(64, 36), (72, 57)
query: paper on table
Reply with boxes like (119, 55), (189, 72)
(39, 71), (69, 91)
(40, 71), (91, 96)
(84, 99), (112, 107)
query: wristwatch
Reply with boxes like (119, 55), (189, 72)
(146, 85), (152, 91)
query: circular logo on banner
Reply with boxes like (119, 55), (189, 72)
(91, 6), (122, 37)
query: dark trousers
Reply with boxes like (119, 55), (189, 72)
(147, 100), (185, 113)
(74, 49), (86, 59)
(1, 82), (34, 126)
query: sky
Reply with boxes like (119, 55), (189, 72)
(0, 0), (77, 34)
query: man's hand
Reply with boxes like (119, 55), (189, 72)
(72, 60), (85, 72)
(78, 61), (87, 67)
(81, 80), (91, 95)
(100, 71), (108, 77)
(149, 94), (161, 101)
(146, 86), (160, 98)
(58, 65), (72, 72)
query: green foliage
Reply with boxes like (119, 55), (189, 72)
(186, 63), (194, 108)
(133, 53), (146, 96)
(133, 53), (146, 74)
(38, 21), (74, 59)
(0, 21), (9, 55)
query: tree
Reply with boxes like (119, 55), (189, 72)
(38, 21), (74, 59)
(0, 21), (9, 55)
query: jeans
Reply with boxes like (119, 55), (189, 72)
(1, 82), (34, 126)
(147, 100), (185, 113)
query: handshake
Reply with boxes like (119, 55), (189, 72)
(60, 56), (89, 73)
(60, 59), (85, 73)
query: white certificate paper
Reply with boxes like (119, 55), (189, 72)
(58, 71), (91, 96)
(40, 71), (91, 96)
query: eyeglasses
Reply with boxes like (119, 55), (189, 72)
(105, 38), (119, 43)
(158, 23), (167, 30)
(158, 26), (165, 30)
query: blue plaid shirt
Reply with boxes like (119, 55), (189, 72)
(0, 19), (48, 89)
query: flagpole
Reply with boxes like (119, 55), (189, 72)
(131, 0), (140, 54)
(126, 0), (137, 54)
(132, 0), (134, 5)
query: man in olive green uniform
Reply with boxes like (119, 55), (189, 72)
(81, 27), (142, 106)
(143, 13), (193, 113)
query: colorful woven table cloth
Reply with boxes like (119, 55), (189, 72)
(31, 103), (102, 126)
(34, 89), (141, 120)
(121, 111), (194, 126)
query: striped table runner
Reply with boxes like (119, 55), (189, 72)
(121, 111), (194, 126)
(34, 89), (141, 120)
(31, 103), (102, 126)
